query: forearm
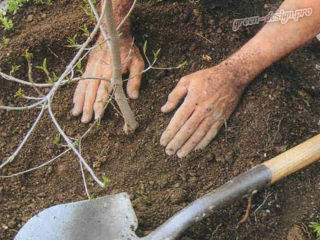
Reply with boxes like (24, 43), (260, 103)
(224, 0), (320, 86)
(100, 0), (134, 40)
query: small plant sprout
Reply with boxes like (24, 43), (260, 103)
(14, 88), (25, 98)
(2, 37), (10, 45)
(143, 40), (148, 55)
(52, 72), (58, 82)
(178, 60), (188, 69)
(67, 34), (79, 49)
(309, 222), (320, 239)
(0, 13), (13, 30)
(53, 132), (61, 146)
(76, 61), (83, 74)
(24, 49), (32, 60)
(35, 58), (48, 72)
(95, 119), (101, 128)
(36, 58), (54, 84)
(82, 0), (96, 20)
(10, 65), (20, 76)
(80, 24), (90, 37)
(102, 176), (110, 187)
(0, 37), (10, 50)
(7, 0), (28, 14)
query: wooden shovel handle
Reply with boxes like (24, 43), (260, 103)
(263, 134), (320, 184)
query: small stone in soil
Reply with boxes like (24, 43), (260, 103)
(8, 220), (16, 228)
(27, 15), (33, 22)
(169, 188), (186, 204)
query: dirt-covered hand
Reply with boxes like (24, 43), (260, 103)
(160, 64), (245, 158)
(71, 36), (145, 123)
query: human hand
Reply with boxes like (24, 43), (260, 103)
(160, 64), (246, 158)
(71, 36), (145, 123)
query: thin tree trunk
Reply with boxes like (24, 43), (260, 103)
(103, 0), (138, 134)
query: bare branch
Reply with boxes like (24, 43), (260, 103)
(48, 103), (104, 187)
(26, 56), (44, 96)
(103, 0), (138, 133)
(0, 104), (46, 169)
(0, 149), (70, 178)
(116, 0), (137, 31)
(0, 100), (45, 110)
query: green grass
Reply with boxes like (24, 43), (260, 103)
(310, 222), (320, 239)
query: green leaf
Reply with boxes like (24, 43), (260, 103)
(95, 119), (101, 128)
(10, 65), (20, 75)
(2, 37), (10, 45)
(66, 34), (78, 48)
(76, 61), (83, 74)
(8, 0), (20, 14)
(42, 58), (47, 69)
(0, 37), (10, 49)
(36, 58), (47, 71)
(102, 176), (110, 187)
(143, 40), (147, 54)
(52, 72), (58, 82)
(14, 88), (24, 98)
(53, 132), (61, 146)
(178, 60), (188, 69)
(309, 222), (320, 238)
(24, 49), (32, 60)
(79, 24), (89, 37)
(1, 16), (13, 30)
(153, 48), (161, 59)
(74, 138), (81, 147)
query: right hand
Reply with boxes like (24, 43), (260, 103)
(160, 63), (246, 158)
(71, 35), (145, 123)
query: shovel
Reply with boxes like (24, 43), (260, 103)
(15, 134), (320, 240)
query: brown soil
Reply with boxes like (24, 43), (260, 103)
(0, 0), (319, 239)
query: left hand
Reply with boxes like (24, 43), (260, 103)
(160, 64), (246, 158)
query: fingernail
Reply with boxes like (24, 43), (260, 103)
(94, 114), (100, 121)
(177, 151), (185, 158)
(81, 114), (91, 123)
(94, 110), (105, 121)
(130, 90), (139, 99)
(161, 104), (167, 112)
(194, 144), (205, 151)
(165, 147), (175, 156)
(71, 108), (78, 116)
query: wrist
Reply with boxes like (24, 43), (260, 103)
(100, 0), (133, 40)
(217, 58), (254, 89)
(96, 32), (133, 48)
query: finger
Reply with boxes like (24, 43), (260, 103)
(161, 78), (189, 113)
(94, 80), (112, 120)
(177, 116), (214, 158)
(165, 108), (205, 156)
(72, 80), (88, 116)
(127, 57), (145, 99)
(160, 97), (194, 147)
(81, 80), (100, 123)
(195, 119), (225, 150)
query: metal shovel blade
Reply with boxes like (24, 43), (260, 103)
(15, 192), (140, 240)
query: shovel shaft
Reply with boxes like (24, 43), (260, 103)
(263, 134), (320, 184)
(146, 134), (320, 240)
(146, 165), (271, 240)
